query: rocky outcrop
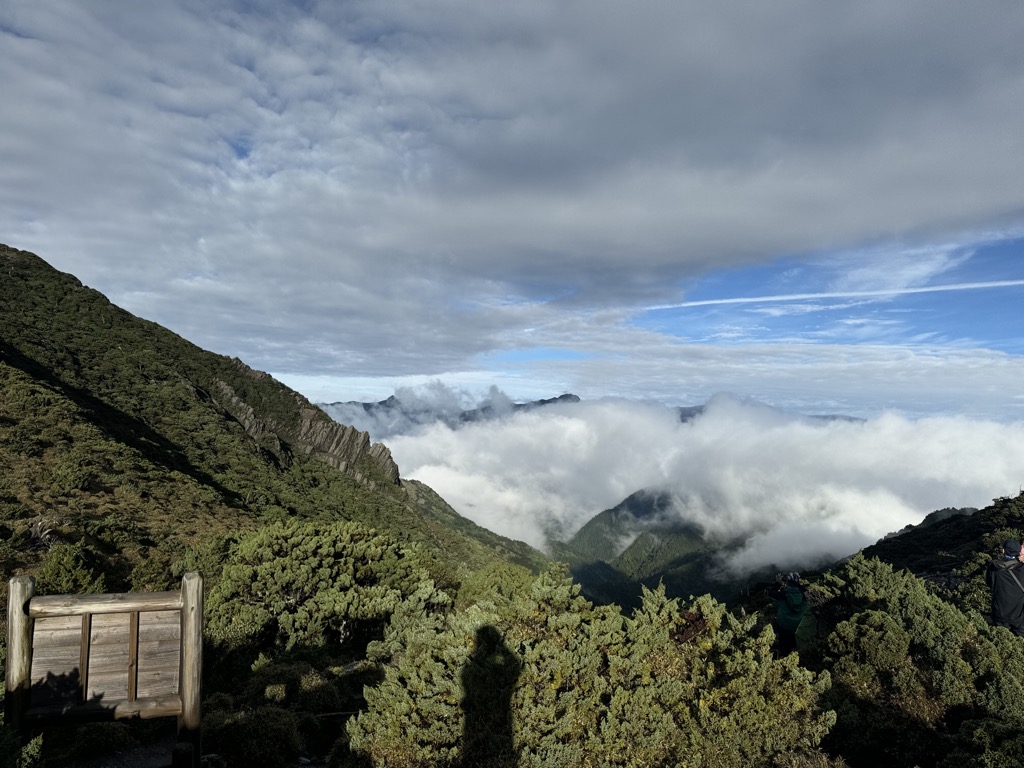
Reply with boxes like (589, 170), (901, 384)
(291, 407), (401, 486)
(211, 379), (289, 459)
(212, 362), (401, 488)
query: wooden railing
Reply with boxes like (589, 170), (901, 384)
(5, 573), (202, 768)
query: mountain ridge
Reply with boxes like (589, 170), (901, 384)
(1, 244), (399, 489)
(319, 391), (583, 440)
(0, 243), (550, 589)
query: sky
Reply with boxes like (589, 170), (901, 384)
(3, 1), (1024, 567)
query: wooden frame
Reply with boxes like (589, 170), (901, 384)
(5, 573), (202, 768)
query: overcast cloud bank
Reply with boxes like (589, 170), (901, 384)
(379, 390), (1024, 571)
(2, 2), (1023, 420)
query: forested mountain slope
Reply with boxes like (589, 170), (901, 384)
(0, 243), (547, 594)
(555, 489), (784, 608)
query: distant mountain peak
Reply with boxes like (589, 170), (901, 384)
(319, 392), (581, 440)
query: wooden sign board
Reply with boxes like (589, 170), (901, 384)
(5, 573), (202, 768)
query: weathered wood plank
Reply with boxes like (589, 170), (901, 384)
(128, 611), (139, 703)
(10, 573), (202, 768)
(138, 650), (180, 666)
(26, 694), (184, 721)
(137, 663), (179, 677)
(88, 612), (130, 702)
(30, 650), (79, 676)
(31, 637), (80, 660)
(137, 654), (179, 670)
(88, 653), (132, 675)
(139, 639), (183, 657)
(138, 670), (180, 699)
(33, 612), (179, 646)
(32, 633), (83, 649)
(29, 590), (183, 618)
(139, 611), (182, 642)
(139, 655), (179, 674)
(138, 668), (179, 684)
(179, 572), (203, 767)
(80, 614), (91, 702)
(90, 629), (131, 644)
(30, 616), (80, 712)
(137, 611), (181, 697)
(90, 613), (130, 646)
(6, 576), (36, 731)
(29, 669), (83, 708)
(32, 614), (82, 644)
(88, 671), (129, 701)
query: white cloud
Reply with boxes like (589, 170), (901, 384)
(1, 0), (1023, 390)
(654, 279), (1024, 311)
(827, 247), (972, 293)
(1, 0), (1023, 449)
(384, 394), (1024, 567)
(281, 333), (1024, 425)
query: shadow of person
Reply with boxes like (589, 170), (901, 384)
(461, 625), (521, 768)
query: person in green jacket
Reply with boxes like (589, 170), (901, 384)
(769, 572), (809, 657)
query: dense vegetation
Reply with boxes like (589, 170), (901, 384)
(551, 489), (764, 608)
(4, 243), (1024, 767)
(0, 245), (546, 584)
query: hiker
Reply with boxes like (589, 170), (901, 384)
(768, 572), (809, 657)
(986, 538), (1024, 636)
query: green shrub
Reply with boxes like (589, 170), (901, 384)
(241, 660), (342, 714)
(347, 565), (834, 768)
(0, 716), (17, 768)
(818, 555), (1024, 766)
(1, 731), (43, 768)
(33, 540), (105, 595)
(206, 520), (436, 653)
(67, 722), (137, 761)
(455, 562), (534, 612)
(346, 581), (466, 768)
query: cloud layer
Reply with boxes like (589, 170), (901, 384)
(383, 392), (1024, 570)
(1, 1), (1023, 416)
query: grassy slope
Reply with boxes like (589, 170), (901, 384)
(0, 243), (547, 593)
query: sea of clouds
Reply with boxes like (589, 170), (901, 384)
(326, 387), (1024, 574)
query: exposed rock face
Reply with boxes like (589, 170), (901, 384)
(213, 362), (401, 488)
(211, 379), (289, 458)
(291, 406), (401, 486)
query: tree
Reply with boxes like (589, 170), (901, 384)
(816, 555), (1024, 766)
(347, 565), (834, 767)
(206, 520), (438, 653)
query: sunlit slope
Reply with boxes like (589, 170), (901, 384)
(0, 243), (548, 588)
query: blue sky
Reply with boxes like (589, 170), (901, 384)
(640, 241), (1024, 350)
(2, 0), (1024, 421)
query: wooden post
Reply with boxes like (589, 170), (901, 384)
(127, 611), (139, 703)
(79, 614), (92, 703)
(5, 576), (35, 736)
(177, 572), (202, 768)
